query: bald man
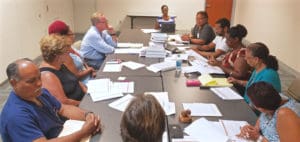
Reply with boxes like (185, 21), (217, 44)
(80, 12), (117, 70)
(0, 58), (101, 142)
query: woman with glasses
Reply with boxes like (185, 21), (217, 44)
(227, 42), (281, 103)
(48, 20), (96, 85)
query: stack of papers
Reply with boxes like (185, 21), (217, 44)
(117, 42), (143, 48)
(87, 79), (134, 102)
(115, 48), (143, 54)
(109, 94), (135, 112)
(59, 120), (90, 142)
(151, 33), (168, 43)
(146, 61), (176, 73)
(144, 92), (176, 115)
(210, 87), (243, 100)
(122, 61), (145, 70)
(183, 118), (250, 142)
(145, 42), (166, 58)
(182, 103), (222, 116)
(141, 29), (160, 34)
(198, 74), (232, 87)
(103, 63), (122, 72)
(167, 34), (189, 44)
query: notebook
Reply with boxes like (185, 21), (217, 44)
(161, 23), (176, 33)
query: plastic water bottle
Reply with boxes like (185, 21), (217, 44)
(176, 54), (182, 72)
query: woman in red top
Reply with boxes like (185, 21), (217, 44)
(209, 24), (252, 80)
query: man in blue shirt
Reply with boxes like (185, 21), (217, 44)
(80, 12), (117, 70)
(0, 58), (101, 142)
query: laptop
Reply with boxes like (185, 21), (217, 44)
(161, 23), (176, 33)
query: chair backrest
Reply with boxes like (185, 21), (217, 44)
(161, 23), (175, 33)
(287, 78), (300, 102)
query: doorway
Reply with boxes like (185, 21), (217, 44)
(205, 0), (233, 26)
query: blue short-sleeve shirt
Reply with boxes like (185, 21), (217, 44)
(0, 88), (64, 142)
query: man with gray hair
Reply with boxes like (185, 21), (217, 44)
(80, 12), (117, 70)
(0, 58), (101, 141)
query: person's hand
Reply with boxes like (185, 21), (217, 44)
(81, 113), (102, 137)
(107, 25), (115, 35)
(86, 66), (96, 78)
(237, 125), (260, 140)
(208, 56), (220, 66)
(227, 77), (238, 84)
(181, 34), (190, 41)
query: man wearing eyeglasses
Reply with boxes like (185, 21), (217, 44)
(80, 12), (117, 70)
(181, 11), (215, 45)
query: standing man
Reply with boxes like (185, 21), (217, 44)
(194, 18), (230, 58)
(80, 12), (117, 70)
(0, 58), (101, 141)
(181, 11), (215, 45)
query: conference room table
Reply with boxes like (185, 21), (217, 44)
(79, 29), (257, 142)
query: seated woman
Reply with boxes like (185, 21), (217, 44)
(155, 5), (175, 29)
(40, 34), (87, 106)
(120, 95), (166, 142)
(238, 82), (300, 142)
(228, 42), (281, 103)
(208, 24), (252, 80)
(48, 20), (96, 85)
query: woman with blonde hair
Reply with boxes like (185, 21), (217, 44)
(40, 34), (86, 106)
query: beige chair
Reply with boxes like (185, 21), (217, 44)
(286, 78), (300, 102)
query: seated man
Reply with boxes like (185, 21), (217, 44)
(0, 58), (101, 141)
(194, 18), (230, 59)
(181, 11), (215, 45)
(80, 12), (117, 70)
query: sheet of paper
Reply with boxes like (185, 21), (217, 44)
(117, 42), (143, 48)
(103, 64), (122, 72)
(211, 87), (243, 100)
(168, 41), (184, 46)
(115, 48), (142, 54)
(146, 61), (176, 73)
(177, 46), (190, 51)
(109, 94), (135, 112)
(182, 103), (222, 116)
(59, 120), (90, 142)
(184, 118), (228, 142)
(112, 82), (134, 93)
(87, 79), (123, 102)
(145, 92), (176, 115)
(141, 29), (160, 33)
(122, 61), (145, 70)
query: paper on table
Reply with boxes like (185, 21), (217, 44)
(146, 61), (176, 73)
(122, 61), (145, 70)
(87, 79), (123, 102)
(59, 120), (90, 142)
(117, 42), (143, 48)
(184, 118), (228, 142)
(198, 74), (232, 87)
(141, 29), (160, 33)
(115, 48), (142, 54)
(211, 87), (243, 100)
(109, 94), (135, 112)
(103, 64), (122, 72)
(168, 41), (184, 46)
(177, 46), (190, 51)
(112, 82), (134, 93)
(182, 103), (222, 116)
(145, 92), (176, 115)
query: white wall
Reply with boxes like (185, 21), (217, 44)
(0, 0), (74, 82)
(92, 0), (205, 31)
(233, 0), (300, 72)
(73, 0), (97, 33)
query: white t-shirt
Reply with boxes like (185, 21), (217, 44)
(212, 36), (229, 52)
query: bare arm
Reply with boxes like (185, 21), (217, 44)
(41, 71), (80, 106)
(63, 54), (93, 80)
(277, 107), (300, 142)
(33, 105), (101, 142)
(197, 49), (226, 59)
(220, 56), (250, 79)
(190, 38), (206, 45)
